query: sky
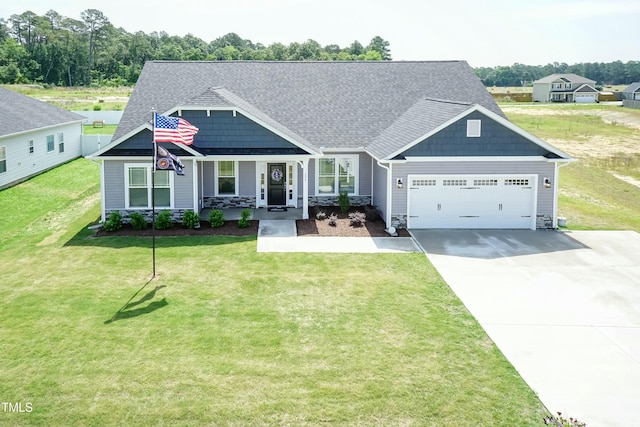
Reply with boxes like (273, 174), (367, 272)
(1, 0), (638, 68)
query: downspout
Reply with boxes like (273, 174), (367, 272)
(376, 160), (393, 233)
(553, 161), (572, 229)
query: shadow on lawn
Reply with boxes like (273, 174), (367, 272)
(104, 282), (168, 324)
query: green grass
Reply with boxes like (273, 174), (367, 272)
(505, 105), (640, 231)
(83, 124), (118, 135)
(0, 160), (548, 425)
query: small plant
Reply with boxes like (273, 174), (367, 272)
(238, 208), (252, 228)
(155, 210), (173, 230)
(103, 211), (122, 232)
(182, 210), (200, 229)
(338, 192), (350, 213)
(543, 412), (586, 427)
(328, 213), (338, 226)
(209, 209), (225, 228)
(129, 212), (147, 230)
(348, 211), (366, 227)
(315, 210), (327, 220)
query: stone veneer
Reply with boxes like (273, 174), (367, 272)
(390, 213), (556, 229)
(106, 209), (193, 224)
(308, 195), (371, 207)
(203, 196), (256, 209)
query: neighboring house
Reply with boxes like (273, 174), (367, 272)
(91, 61), (574, 230)
(0, 87), (86, 190)
(532, 73), (599, 103)
(622, 82), (640, 100)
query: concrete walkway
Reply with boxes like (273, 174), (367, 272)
(256, 220), (421, 253)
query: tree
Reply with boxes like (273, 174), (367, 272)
(80, 9), (110, 85)
(367, 36), (391, 60)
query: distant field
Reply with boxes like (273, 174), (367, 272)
(487, 85), (628, 94)
(1, 84), (131, 111)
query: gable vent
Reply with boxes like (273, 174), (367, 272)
(467, 119), (481, 137)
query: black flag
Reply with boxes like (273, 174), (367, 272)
(156, 145), (185, 176)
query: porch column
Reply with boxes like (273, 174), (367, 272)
(301, 159), (309, 219)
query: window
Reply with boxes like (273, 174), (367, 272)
(466, 119), (481, 137)
(0, 146), (6, 174)
(125, 164), (172, 209)
(46, 135), (54, 152)
(29, 140), (34, 154)
(217, 161), (237, 195)
(58, 133), (64, 153)
(316, 156), (357, 195)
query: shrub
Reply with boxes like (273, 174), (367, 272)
(348, 211), (366, 227)
(543, 412), (586, 427)
(315, 210), (327, 220)
(328, 213), (338, 226)
(182, 210), (200, 229)
(338, 192), (350, 213)
(238, 208), (252, 228)
(209, 209), (225, 228)
(103, 211), (122, 232)
(155, 210), (173, 230)
(129, 212), (147, 230)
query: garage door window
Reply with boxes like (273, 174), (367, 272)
(505, 178), (529, 186)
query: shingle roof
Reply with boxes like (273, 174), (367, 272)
(0, 87), (86, 137)
(114, 61), (503, 151)
(534, 73), (596, 85)
(623, 82), (640, 93)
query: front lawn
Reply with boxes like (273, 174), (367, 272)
(0, 159), (548, 425)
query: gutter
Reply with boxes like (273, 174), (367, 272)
(376, 160), (396, 236)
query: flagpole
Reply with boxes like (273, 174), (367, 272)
(151, 110), (157, 278)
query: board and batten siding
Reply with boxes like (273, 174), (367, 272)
(391, 161), (556, 216)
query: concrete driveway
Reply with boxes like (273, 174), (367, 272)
(410, 230), (640, 427)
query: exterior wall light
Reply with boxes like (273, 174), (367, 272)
(543, 177), (551, 188)
(396, 178), (403, 188)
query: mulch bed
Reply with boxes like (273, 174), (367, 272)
(94, 221), (259, 237)
(94, 207), (409, 238)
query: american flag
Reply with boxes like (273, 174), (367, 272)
(153, 113), (199, 145)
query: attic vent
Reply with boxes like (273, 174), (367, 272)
(466, 119), (481, 137)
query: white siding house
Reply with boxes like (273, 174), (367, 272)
(0, 87), (86, 190)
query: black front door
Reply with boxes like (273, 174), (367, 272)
(268, 163), (286, 206)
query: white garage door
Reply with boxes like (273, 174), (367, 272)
(407, 175), (537, 229)
(575, 93), (596, 103)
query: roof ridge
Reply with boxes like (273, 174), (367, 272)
(421, 97), (474, 106)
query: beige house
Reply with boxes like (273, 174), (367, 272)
(532, 74), (598, 103)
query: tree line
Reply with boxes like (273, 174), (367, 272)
(0, 9), (392, 86)
(475, 61), (640, 87)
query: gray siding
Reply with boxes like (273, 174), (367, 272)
(104, 159), (194, 210)
(392, 161), (556, 216)
(104, 160), (125, 210)
(239, 161), (255, 196)
(399, 111), (552, 158)
(372, 161), (388, 222)
(358, 152), (372, 195)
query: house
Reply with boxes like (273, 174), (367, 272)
(91, 61), (574, 230)
(0, 87), (86, 190)
(532, 73), (599, 103)
(622, 82), (640, 105)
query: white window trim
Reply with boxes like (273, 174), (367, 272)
(124, 163), (174, 209)
(466, 119), (481, 137)
(28, 139), (34, 155)
(58, 132), (65, 153)
(315, 155), (359, 196)
(215, 160), (239, 196)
